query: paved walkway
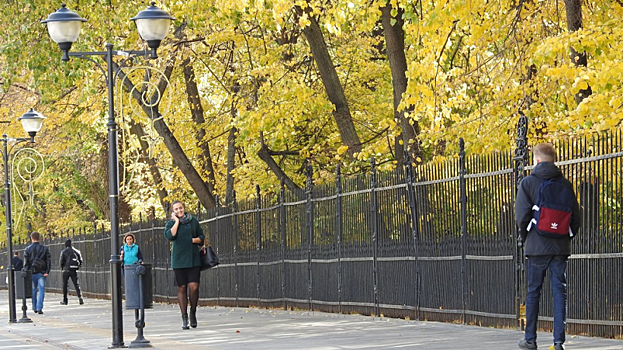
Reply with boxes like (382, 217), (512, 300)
(1, 291), (622, 350)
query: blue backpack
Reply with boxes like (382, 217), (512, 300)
(527, 175), (575, 238)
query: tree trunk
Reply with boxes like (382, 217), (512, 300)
(128, 119), (169, 211)
(225, 125), (237, 206)
(183, 58), (217, 196)
(257, 132), (304, 198)
(380, 3), (421, 164)
(563, 0), (592, 104)
(296, 6), (362, 157)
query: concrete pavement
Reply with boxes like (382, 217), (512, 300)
(1, 291), (622, 350)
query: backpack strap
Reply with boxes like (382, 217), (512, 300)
(525, 174), (545, 232)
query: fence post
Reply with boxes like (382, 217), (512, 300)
(404, 151), (421, 320)
(305, 161), (313, 311)
(513, 113), (529, 330)
(232, 190), (240, 307)
(256, 185), (262, 306)
(279, 178), (286, 310)
(370, 157), (380, 317)
(214, 195), (220, 306)
(459, 138), (468, 324)
(335, 164), (343, 314)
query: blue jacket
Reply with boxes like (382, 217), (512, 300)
(120, 244), (143, 265)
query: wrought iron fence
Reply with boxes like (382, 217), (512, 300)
(1, 121), (622, 338)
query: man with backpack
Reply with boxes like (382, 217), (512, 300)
(23, 231), (51, 314)
(59, 239), (84, 305)
(515, 143), (581, 350)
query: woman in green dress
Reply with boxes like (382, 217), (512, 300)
(164, 200), (205, 330)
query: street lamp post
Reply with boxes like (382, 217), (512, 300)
(42, 3), (174, 348)
(3, 108), (46, 324)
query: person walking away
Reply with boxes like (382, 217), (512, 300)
(12, 251), (23, 271)
(164, 200), (204, 330)
(120, 233), (143, 267)
(515, 143), (581, 350)
(59, 239), (84, 305)
(22, 231), (51, 314)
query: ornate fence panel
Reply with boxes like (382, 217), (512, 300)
(2, 126), (622, 338)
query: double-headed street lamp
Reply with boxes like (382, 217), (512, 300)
(4, 109), (46, 324)
(42, 3), (174, 348)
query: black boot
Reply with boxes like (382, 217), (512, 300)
(189, 309), (197, 328)
(182, 313), (190, 330)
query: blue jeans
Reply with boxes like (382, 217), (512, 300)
(525, 255), (568, 344)
(31, 273), (47, 311)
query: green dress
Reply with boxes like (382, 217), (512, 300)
(164, 215), (205, 269)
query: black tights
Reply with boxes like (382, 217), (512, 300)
(177, 282), (199, 315)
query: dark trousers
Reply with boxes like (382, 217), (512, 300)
(62, 270), (82, 302)
(525, 255), (568, 345)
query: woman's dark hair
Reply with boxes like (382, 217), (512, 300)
(124, 233), (136, 243)
(171, 200), (184, 208)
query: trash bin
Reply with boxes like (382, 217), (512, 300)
(15, 270), (32, 299)
(123, 264), (153, 309)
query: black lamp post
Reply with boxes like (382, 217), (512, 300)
(4, 108), (46, 324)
(42, 3), (174, 348)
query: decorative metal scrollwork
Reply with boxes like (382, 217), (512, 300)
(117, 64), (171, 192)
(11, 147), (45, 230)
(118, 65), (170, 156)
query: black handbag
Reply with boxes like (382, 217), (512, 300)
(200, 245), (219, 271)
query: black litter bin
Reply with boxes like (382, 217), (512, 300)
(123, 264), (153, 309)
(15, 270), (32, 299)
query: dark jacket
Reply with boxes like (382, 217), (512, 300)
(59, 247), (83, 271)
(23, 242), (51, 274)
(164, 215), (204, 269)
(515, 161), (581, 256)
(12, 256), (23, 271)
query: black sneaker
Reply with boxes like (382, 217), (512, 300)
(518, 339), (537, 349)
(60, 301), (68, 305)
(554, 343), (564, 350)
(79, 298), (84, 305)
(36, 310), (44, 315)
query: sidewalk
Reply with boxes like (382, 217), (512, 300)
(1, 291), (622, 350)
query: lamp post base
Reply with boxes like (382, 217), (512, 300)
(18, 297), (32, 323)
(129, 338), (151, 348)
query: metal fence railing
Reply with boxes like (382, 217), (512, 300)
(2, 121), (622, 338)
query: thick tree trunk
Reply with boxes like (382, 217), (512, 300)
(296, 6), (362, 157)
(563, 0), (591, 104)
(183, 59), (217, 196)
(380, 3), (421, 164)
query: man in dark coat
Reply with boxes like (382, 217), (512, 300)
(515, 143), (581, 350)
(59, 239), (84, 305)
(12, 251), (23, 271)
(23, 231), (51, 314)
